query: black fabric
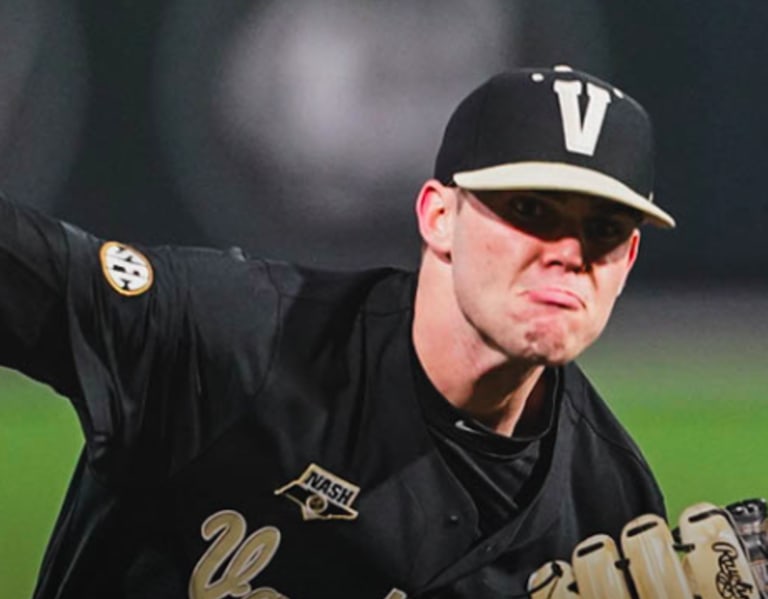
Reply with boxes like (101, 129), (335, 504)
(412, 351), (559, 535)
(0, 196), (665, 598)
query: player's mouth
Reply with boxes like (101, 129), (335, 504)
(525, 287), (586, 310)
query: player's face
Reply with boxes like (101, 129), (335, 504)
(448, 188), (641, 365)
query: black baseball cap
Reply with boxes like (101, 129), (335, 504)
(434, 65), (675, 228)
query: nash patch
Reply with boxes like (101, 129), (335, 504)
(275, 463), (360, 521)
(99, 241), (153, 296)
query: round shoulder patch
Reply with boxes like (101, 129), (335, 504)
(99, 241), (154, 296)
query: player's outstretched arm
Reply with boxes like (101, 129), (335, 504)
(0, 191), (190, 397)
(0, 191), (192, 446)
(0, 191), (277, 476)
(0, 193), (78, 395)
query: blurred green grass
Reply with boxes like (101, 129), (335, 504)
(0, 369), (81, 599)
(1, 316), (767, 596)
(581, 355), (768, 520)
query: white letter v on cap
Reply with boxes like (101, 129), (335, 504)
(553, 80), (611, 156)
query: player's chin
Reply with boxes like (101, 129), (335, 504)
(514, 339), (575, 366)
(519, 328), (590, 366)
(528, 347), (579, 367)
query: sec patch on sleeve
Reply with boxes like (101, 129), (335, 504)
(99, 241), (154, 296)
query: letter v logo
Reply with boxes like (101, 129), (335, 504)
(553, 80), (611, 156)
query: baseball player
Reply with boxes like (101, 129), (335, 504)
(1, 66), (676, 598)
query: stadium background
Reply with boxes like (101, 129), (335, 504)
(1, 1), (767, 596)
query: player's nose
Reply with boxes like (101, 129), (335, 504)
(541, 234), (589, 273)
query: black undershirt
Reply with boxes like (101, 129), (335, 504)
(411, 352), (559, 534)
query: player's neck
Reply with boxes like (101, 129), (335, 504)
(456, 362), (547, 436)
(413, 262), (547, 437)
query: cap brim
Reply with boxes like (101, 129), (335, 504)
(452, 162), (675, 228)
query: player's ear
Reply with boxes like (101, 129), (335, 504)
(415, 179), (456, 259)
(617, 229), (641, 297)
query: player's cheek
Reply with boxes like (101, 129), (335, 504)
(587, 297), (618, 345)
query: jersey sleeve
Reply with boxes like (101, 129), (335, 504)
(0, 195), (279, 481)
(0, 195), (75, 388)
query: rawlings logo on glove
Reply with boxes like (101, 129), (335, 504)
(527, 499), (768, 599)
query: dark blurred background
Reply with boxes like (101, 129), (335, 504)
(0, 0), (766, 283)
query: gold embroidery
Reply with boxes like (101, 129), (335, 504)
(189, 508), (405, 598)
(189, 510), (285, 599)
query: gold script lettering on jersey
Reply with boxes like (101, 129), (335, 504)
(189, 509), (409, 598)
(189, 510), (285, 599)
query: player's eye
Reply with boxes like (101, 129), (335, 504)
(509, 194), (551, 219)
(583, 215), (636, 248)
(501, 193), (560, 233)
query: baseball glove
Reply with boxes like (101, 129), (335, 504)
(527, 498), (768, 599)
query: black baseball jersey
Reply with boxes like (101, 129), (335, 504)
(0, 197), (665, 598)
